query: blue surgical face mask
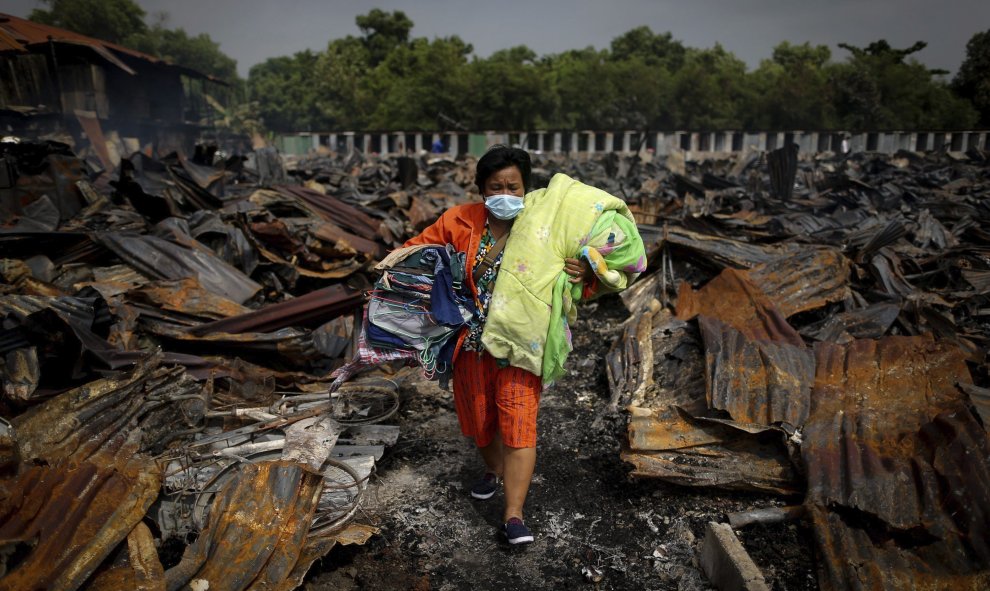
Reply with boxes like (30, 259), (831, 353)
(484, 194), (525, 220)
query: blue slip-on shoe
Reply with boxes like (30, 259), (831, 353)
(501, 517), (534, 545)
(470, 472), (501, 500)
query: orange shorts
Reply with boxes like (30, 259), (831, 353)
(451, 350), (541, 448)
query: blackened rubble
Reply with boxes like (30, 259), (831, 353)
(0, 139), (988, 590)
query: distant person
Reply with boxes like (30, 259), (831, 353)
(431, 137), (445, 153)
(841, 135), (850, 155)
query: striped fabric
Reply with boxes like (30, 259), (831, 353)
(452, 350), (542, 448)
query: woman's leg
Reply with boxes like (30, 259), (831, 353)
(494, 364), (541, 522)
(502, 444), (536, 521)
(478, 431), (504, 476)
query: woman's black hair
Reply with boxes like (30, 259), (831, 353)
(475, 144), (532, 193)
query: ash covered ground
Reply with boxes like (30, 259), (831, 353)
(304, 295), (817, 591)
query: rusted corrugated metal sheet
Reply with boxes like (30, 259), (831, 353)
(275, 185), (382, 242)
(803, 335), (990, 591)
(746, 246), (850, 318)
(163, 461), (324, 591)
(13, 362), (207, 464)
(85, 522), (166, 591)
(92, 232), (262, 304)
(698, 315), (813, 428)
(676, 268), (805, 347)
(131, 277), (251, 320)
(189, 284), (361, 336)
(0, 461), (162, 591)
(802, 302), (901, 343)
(612, 307), (802, 494)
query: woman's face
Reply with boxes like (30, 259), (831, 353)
(482, 166), (524, 198)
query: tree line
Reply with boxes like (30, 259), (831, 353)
(28, 2), (990, 133)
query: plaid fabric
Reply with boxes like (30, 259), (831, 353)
(328, 308), (418, 392)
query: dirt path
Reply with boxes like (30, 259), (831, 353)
(304, 296), (817, 590)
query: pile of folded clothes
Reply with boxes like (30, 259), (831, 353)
(330, 243), (476, 391)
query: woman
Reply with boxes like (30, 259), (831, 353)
(403, 146), (594, 545)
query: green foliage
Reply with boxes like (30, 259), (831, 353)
(356, 9), (414, 67)
(314, 37), (373, 129)
(833, 41), (977, 129)
(29, 0), (146, 44)
(670, 45), (750, 129)
(747, 42), (836, 129)
(364, 36), (474, 129)
(954, 30), (990, 125)
(128, 25), (238, 81)
(462, 45), (553, 130)
(248, 51), (329, 132)
(233, 10), (981, 134)
(609, 26), (686, 72)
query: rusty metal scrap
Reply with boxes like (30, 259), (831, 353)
(0, 141), (499, 590)
(802, 335), (990, 591)
(189, 284), (362, 336)
(93, 231), (262, 304)
(13, 360), (208, 464)
(698, 315), (813, 428)
(85, 522), (166, 591)
(676, 268), (805, 347)
(163, 462), (325, 591)
(0, 461), (162, 591)
(609, 147), (990, 588)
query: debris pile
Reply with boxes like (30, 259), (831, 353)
(0, 141), (478, 590)
(1, 138), (988, 589)
(608, 147), (990, 589)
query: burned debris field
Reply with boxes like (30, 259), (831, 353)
(1, 138), (988, 591)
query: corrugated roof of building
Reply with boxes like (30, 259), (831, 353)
(0, 13), (222, 81)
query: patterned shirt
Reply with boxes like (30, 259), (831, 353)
(461, 224), (504, 352)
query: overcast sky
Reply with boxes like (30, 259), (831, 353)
(6, 0), (988, 78)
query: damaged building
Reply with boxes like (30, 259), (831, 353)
(0, 12), (230, 170)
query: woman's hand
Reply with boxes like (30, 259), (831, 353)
(563, 257), (594, 284)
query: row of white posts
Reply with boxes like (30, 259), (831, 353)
(280, 129), (989, 157)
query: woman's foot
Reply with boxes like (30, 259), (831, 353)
(501, 517), (534, 544)
(470, 471), (501, 500)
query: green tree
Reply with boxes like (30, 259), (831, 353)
(833, 40), (976, 129)
(462, 46), (554, 129)
(248, 51), (329, 131)
(128, 24), (238, 81)
(314, 36), (373, 129)
(609, 26), (686, 72)
(746, 42), (836, 129)
(356, 9), (414, 67)
(364, 36), (474, 129)
(953, 30), (990, 126)
(670, 45), (750, 129)
(29, 0), (147, 44)
(544, 48), (617, 129)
